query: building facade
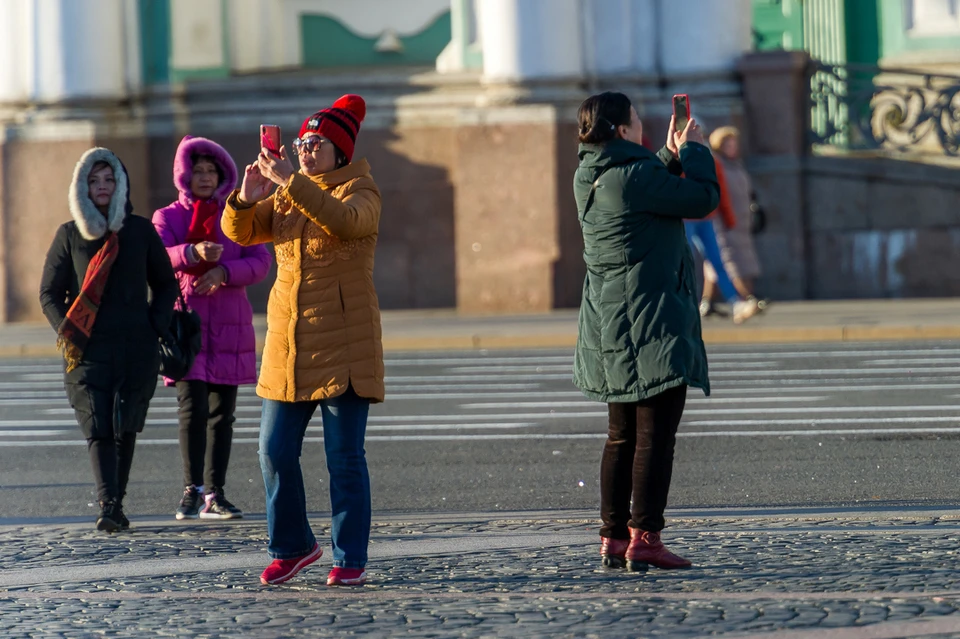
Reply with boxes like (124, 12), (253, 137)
(1, 0), (956, 323)
(748, 0), (960, 299)
(0, 0), (754, 322)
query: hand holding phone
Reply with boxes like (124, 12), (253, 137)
(673, 117), (704, 149)
(260, 125), (281, 157)
(672, 94), (690, 133)
(238, 163), (273, 204)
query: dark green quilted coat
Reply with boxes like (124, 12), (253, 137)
(573, 138), (720, 403)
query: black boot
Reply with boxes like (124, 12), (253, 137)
(116, 495), (130, 531)
(96, 499), (121, 533)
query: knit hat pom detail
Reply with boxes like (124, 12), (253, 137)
(333, 94), (366, 124)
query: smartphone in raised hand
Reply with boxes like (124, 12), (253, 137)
(260, 124), (281, 157)
(672, 94), (690, 133)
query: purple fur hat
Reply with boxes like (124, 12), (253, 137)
(173, 135), (238, 206)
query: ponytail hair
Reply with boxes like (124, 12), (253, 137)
(577, 92), (633, 144)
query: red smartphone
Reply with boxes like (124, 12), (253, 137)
(260, 124), (281, 156)
(672, 94), (690, 133)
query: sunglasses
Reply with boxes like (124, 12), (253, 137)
(292, 136), (332, 154)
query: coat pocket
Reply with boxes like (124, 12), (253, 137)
(116, 395), (150, 434)
(66, 383), (111, 439)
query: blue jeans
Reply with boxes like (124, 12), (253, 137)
(259, 386), (371, 568)
(684, 219), (740, 303)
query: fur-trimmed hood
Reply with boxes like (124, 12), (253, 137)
(173, 135), (238, 208)
(69, 147), (131, 241)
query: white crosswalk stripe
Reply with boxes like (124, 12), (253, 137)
(0, 343), (959, 445)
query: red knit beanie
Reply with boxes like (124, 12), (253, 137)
(298, 94), (366, 163)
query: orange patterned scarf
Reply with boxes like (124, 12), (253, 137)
(57, 232), (120, 372)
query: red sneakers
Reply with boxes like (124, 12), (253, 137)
(260, 543), (322, 585)
(326, 567), (367, 586)
(600, 536), (629, 569)
(626, 528), (692, 571)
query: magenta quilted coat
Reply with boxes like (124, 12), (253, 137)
(152, 136), (272, 386)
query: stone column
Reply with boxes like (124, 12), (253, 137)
(437, 0), (484, 73)
(738, 51), (813, 156)
(229, 0), (287, 73)
(659, 0), (753, 75)
(478, 0), (583, 81)
(0, 0), (135, 103)
(581, 0), (657, 75)
(452, 105), (565, 313)
(0, 3), (33, 104)
(0, 0), (144, 322)
(738, 51), (814, 300)
(447, 0), (582, 314)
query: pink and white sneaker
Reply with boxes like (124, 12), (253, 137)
(260, 543), (322, 585)
(326, 567), (367, 586)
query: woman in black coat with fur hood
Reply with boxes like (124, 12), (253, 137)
(39, 147), (179, 532)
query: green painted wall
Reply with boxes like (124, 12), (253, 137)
(138, 0), (170, 84)
(844, 0), (880, 65)
(752, 0), (804, 51)
(138, 0), (230, 84)
(301, 11), (452, 68)
(804, 0), (847, 63)
(752, 0), (880, 66)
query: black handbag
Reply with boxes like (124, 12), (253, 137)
(749, 191), (767, 235)
(159, 292), (202, 381)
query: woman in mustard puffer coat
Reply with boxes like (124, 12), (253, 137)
(222, 94), (382, 588)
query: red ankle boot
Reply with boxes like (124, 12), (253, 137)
(626, 528), (691, 571)
(599, 536), (629, 569)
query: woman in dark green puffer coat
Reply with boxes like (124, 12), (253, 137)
(573, 92), (719, 572)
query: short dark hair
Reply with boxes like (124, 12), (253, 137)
(191, 153), (225, 185)
(577, 92), (633, 144)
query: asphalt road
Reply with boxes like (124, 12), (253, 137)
(2, 342), (960, 522)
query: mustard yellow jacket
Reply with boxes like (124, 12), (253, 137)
(221, 159), (384, 403)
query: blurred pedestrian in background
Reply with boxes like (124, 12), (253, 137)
(222, 94), (382, 587)
(701, 126), (766, 312)
(573, 91), (718, 572)
(153, 136), (271, 521)
(40, 148), (178, 532)
(682, 117), (759, 324)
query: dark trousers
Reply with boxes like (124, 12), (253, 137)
(600, 384), (687, 538)
(87, 433), (137, 503)
(176, 380), (238, 489)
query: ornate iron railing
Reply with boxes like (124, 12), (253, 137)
(809, 62), (960, 156)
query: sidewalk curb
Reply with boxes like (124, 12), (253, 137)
(3, 324), (960, 358)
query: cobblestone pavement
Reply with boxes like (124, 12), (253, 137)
(3, 510), (960, 638)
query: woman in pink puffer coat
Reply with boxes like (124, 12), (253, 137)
(152, 136), (272, 521)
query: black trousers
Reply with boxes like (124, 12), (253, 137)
(176, 380), (238, 489)
(600, 385), (687, 538)
(88, 433), (137, 503)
